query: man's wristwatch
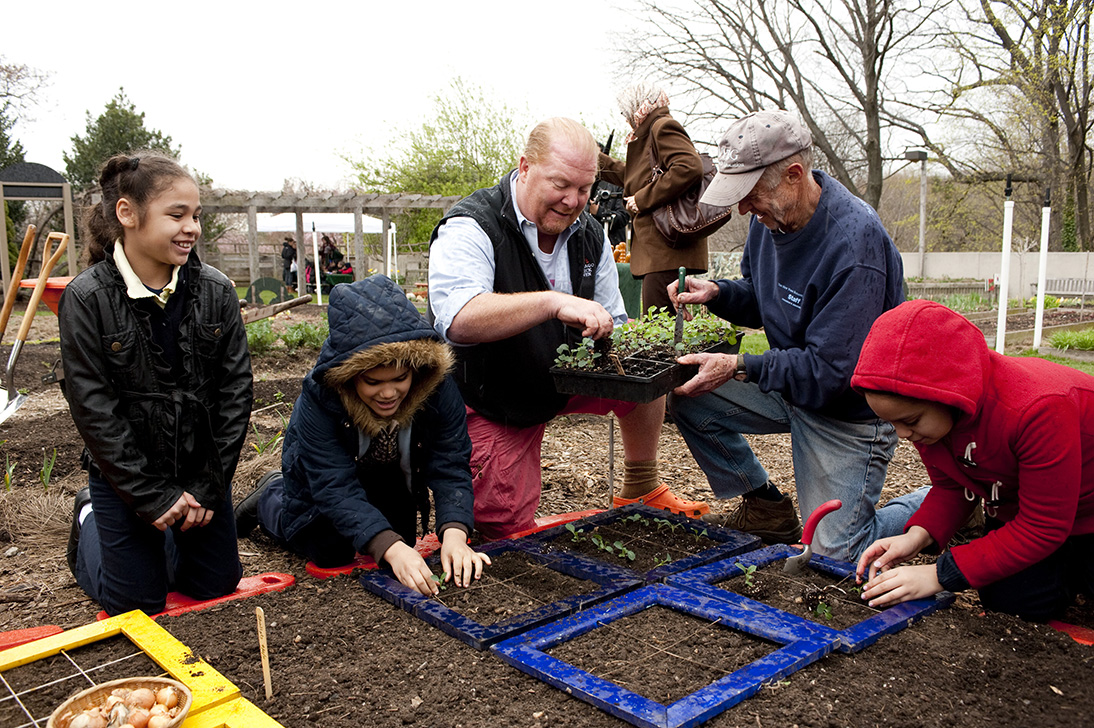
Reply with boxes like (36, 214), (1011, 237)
(734, 355), (748, 382)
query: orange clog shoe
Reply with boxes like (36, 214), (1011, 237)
(612, 483), (710, 518)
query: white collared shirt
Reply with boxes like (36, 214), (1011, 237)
(428, 171), (626, 344)
(113, 241), (180, 309)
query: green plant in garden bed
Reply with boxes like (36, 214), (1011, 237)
(1049, 328), (1094, 351)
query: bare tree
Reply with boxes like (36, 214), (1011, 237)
(0, 56), (48, 116)
(897, 0), (1093, 250)
(620, 0), (946, 210)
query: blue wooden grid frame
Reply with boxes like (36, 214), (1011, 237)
(358, 538), (642, 650)
(521, 504), (762, 583)
(665, 544), (955, 653)
(491, 583), (837, 728)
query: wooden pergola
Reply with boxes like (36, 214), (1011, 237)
(200, 189), (462, 287)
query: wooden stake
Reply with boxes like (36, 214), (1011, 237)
(256, 606), (274, 699)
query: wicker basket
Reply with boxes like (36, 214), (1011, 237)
(46, 676), (192, 728)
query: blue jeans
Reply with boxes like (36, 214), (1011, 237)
(669, 380), (928, 562)
(75, 472), (242, 617)
(256, 474), (358, 567)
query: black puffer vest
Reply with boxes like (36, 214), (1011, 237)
(429, 172), (604, 427)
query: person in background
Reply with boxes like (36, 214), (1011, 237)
(235, 276), (490, 596)
(598, 81), (707, 315)
(281, 235), (297, 292)
(319, 233), (344, 273)
(428, 117), (709, 539)
(852, 300), (1094, 621)
(61, 151), (252, 616)
(668, 109), (925, 562)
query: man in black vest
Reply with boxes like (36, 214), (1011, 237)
(428, 118), (708, 539)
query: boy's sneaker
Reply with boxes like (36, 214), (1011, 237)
(702, 493), (802, 544)
(66, 487), (92, 577)
(235, 470), (280, 537)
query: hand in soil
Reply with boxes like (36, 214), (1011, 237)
(383, 541), (440, 596)
(859, 563), (944, 608)
(440, 528), (493, 587)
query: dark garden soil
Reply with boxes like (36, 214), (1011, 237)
(720, 564), (878, 631)
(1, 302), (1093, 727)
(432, 550), (598, 625)
(547, 605), (777, 705)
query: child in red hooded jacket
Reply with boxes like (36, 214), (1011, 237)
(850, 299), (1094, 621)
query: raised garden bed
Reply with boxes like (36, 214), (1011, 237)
(358, 539), (641, 649)
(492, 583), (835, 728)
(666, 544), (954, 653)
(525, 504), (761, 583)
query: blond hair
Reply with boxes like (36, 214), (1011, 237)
(523, 118), (598, 169)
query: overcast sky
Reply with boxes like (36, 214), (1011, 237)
(5, 1), (635, 191)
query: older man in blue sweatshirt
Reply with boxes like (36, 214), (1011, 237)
(667, 110), (927, 562)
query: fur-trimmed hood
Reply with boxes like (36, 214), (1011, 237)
(311, 276), (454, 436)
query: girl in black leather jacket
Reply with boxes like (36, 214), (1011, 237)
(60, 152), (252, 616)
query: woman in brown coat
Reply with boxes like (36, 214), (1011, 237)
(599, 82), (708, 315)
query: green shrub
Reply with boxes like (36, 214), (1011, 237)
(1048, 328), (1094, 352)
(941, 292), (993, 312)
(281, 321), (329, 352)
(247, 320), (278, 355)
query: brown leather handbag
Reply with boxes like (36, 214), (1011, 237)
(648, 146), (733, 249)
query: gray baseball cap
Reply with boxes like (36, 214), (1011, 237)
(701, 110), (812, 207)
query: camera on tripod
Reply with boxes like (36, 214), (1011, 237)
(592, 189), (623, 203)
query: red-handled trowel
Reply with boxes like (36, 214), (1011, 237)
(783, 499), (842, 575)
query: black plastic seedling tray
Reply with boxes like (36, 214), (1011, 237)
(551, 341), (738, 403)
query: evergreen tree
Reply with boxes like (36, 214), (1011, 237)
(63, 89), (179, 190)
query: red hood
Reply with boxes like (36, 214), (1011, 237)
(851, 300), (989, 417)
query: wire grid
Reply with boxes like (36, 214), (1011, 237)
(0, 635), (163, 728)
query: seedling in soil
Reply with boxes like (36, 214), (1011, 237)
(251, 424), (284, 454)
(652, 517), (680, 533)
(565, 523), (586, 542)
(590, 533), (615, 555)
(736, 562), (758, 588)
(554, 338), (602, 369)
(430, 572), (449, 593)
(654, 553), (673, 567)
(614, 541), (636, 562)
(3, 454), (14, 491)
(39, 448), (56, 491)
(622, 513), (650, 527)
(814, 601), (834, 621)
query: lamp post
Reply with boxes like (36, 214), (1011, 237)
(905, 149), (928, 277)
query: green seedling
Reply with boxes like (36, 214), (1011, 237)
(623, 513), (650, 526)
(39, 448), (56, 491)
(430, 572), (449, 592)
(736, 562), (758, 588)
(653, 517), (680, 533)
(654, 553), (673, 567)
(614, 540), (636, 561)
(693, 527), (709, 541)
(4, 454), (15, 491)
(565, 523), (586, 542)
(814, 601), (833, 620)
(590, 533), (615, 554)
(251, 424), (284, 454)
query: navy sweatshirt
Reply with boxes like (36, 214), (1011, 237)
(707, 171), (904, 421)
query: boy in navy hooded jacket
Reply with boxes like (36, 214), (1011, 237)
(237, 276), (490, 595)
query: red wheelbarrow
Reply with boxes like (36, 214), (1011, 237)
(18, 275), (73, 315)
